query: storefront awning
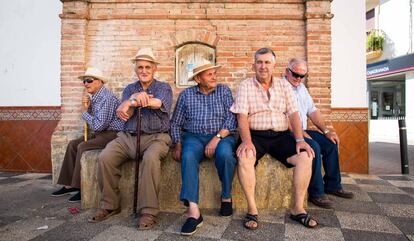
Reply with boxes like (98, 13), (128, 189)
(367, 53), (414, 79)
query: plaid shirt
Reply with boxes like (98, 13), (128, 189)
(170, 84), (237, 144)
(230, 76), (298, 131)
(82, 86), (124, 132)
(123, 79), (172, 134)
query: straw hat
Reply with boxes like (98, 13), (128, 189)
(78, 67), (107, 83)
(130, 47), (160, 64)
(187, 59), (221, 82)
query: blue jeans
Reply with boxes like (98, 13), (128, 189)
(306, 130), (342, 198)
(180, 132), (237, 205)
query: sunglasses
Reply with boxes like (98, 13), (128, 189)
(288, 68), (307, 79)
(83, 78), (96, 84)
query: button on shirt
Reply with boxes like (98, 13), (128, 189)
(289, 80), (317, 130)
(170, 84), (237, 144)
(230, 76), (298, 131)
(123, 79), (173, 134)
(82, 86), (124, 132)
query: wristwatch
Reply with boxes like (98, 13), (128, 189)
(129, 98), (137, 106)
(215, 133), (223, 139)
(323, 129), (330, 135)
(295, 138), (305, 143)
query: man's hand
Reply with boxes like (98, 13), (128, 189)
(236, 141), (256, 158)
(131, 92), (154, 108)
(81, 94), (91, 112)
(172, 143), (182, 162)
(116, 101), (132, 121)
(205, 137), (220, 158)
(325, 131), (340, 145)
(296, 141), (315, 158)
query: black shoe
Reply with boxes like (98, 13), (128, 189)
(219, 201), (233, 216)
(326, 189), (354, 199)
(180, 215), (203, 236)
(51, 187), (79, 197)
(68, 192), (81, 203)
(308, 195), (334, 209)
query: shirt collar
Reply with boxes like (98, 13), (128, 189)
(136, 79), (158, 95)
(195, 84), (217, 95)
(252, 76), (275, 90)
(91, 86), (105, 102)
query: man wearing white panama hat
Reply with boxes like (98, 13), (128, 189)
(51, 67), (124, 203)
(90, 48), (173, 230)
(170, 59), (237, 236)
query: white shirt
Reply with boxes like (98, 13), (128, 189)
(288, 79), (317, 130)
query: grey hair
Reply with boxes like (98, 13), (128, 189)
(254, 48), (276, 63)
(287, 58), (307, 69)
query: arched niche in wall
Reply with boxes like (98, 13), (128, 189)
(175, 42), (216, 87)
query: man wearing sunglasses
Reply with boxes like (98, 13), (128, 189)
(90, 48), (173, 230)
(285, 58), (354, 209)
(52, 67), (124, 203)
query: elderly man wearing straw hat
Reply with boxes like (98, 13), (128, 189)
(51, 67), (124, 203)
(170, 59), (237, 236)
(89, 48), (173, 229)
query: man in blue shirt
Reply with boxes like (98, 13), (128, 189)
(285, 58), (354, 209)
(52, 67), (124, 203)
(89, 48), (173, 229)
(170, 59), (237, 236)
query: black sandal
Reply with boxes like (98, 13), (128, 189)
(290, 213), (318, 228)
(243, 213), (258, 230)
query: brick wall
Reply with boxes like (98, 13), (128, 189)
(52, 0), (340, 180)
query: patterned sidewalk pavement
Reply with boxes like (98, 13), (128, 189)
(0, 172), (413, 241)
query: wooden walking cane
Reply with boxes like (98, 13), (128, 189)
(133, 107), (142, 217)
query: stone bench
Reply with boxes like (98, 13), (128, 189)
(80, 150), (295, 215)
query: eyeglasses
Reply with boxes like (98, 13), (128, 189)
(83, 78), (96, 84)
(288, 68), (307, 79)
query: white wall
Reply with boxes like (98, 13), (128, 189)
(377, 0), (411, 59)
(0, 0), (61, 106)
(331, 0), (368, 108)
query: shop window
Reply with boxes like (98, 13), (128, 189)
(369, 80), (405, 119)
(175, 43), (215, 87)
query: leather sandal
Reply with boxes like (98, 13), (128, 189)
(88, 208), (120, 223)
(137, 213), (157, 230)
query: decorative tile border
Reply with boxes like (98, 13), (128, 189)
(0, 107), (61, 120)
(331, 108), (368, 122)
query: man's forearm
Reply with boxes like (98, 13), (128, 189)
(289, 112), (304, 140)
(237, 114), (252, 143)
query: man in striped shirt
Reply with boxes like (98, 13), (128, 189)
(230, 48), (317, 229)
(52, 67), (124, 203)
(171, 59), (237, 236)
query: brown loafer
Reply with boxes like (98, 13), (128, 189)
(326, 189), (354, 199)
(137, 213), (157, 230)
(308, 195), (334, 209)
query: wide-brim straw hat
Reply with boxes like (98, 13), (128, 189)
(187, 59), (221, 82)
(130, 47), (160, 64)
(78, 67), (107, 83)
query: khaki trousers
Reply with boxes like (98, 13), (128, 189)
(57, 131), (118, 189)
(98, 132), (171, 216)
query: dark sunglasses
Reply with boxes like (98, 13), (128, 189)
(83, 78), (96, 84)
(288, 68), (307, 79)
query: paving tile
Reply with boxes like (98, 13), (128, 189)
(0, 178), (26, 185)
(332, 199), (384, 215)
(285, 209), (340, 228)
(285, 224), (344, 241)
(348, 174), (382, 180)
(89, 225), (163, 241)
(232, 210), (285, 224)
(378, 203), (414, 218)
(341, 177), (357, 185)
(155, 232), (217, 241)
(368, 193), (414, 205)
(408, 235), (414, 241)
(222, 219), (284, 241)
(165, 213), (230, 239)
(0, 177), (6, 180)
(0, 217), (66, 241)
(400, 187), (414, 195)
(0, 172), (21, 178)
(328, 189), (372, 202)
(336, 211), (401, 234)
(389, 217), (414, 235)
(0, 215), (22, 228)
(10, 173), (51, 179)
(342, 229), (409, 241)
(358, 184), (406, 194)
(388, 180), (414, 188)
(354, 179), (391, 185)
(38, 175), (53, 180)
(379, 175), (411, 181)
